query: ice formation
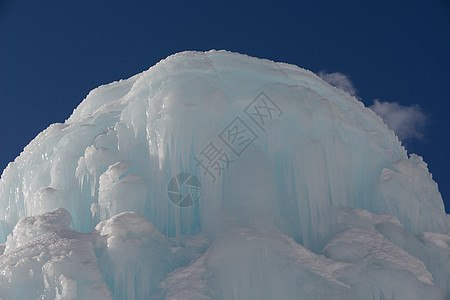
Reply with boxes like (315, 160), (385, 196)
(0, 50), (449, 299)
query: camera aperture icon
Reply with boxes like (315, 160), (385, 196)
(167, 173), (202, 207)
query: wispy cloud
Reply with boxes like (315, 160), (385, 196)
(370, 100), (427, 141)
(318, 71), (357, 96)
(319, 71), (427, 141)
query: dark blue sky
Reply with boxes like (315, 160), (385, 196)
(1, 0), (449, 212)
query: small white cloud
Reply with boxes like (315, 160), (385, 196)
(318, 70), (427, 142)
(318, 71), (357, 96)
(370, 100), (427, 141)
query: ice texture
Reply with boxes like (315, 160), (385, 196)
(0, 50), (449, 299)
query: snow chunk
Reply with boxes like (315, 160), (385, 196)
(0, 209), (111, 300)
(94, 212), (169, 298)
(5, 208), (72, 253)
(423, 232), (450, 250)
(160, 226), (352, 300)
(324, 228), (433, 285)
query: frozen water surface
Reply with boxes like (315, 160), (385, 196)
(0, 50), (449, 299)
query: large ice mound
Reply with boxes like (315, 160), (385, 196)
(0, 50), (449, 299)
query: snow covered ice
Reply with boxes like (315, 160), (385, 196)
(0, 50), (449, 299)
